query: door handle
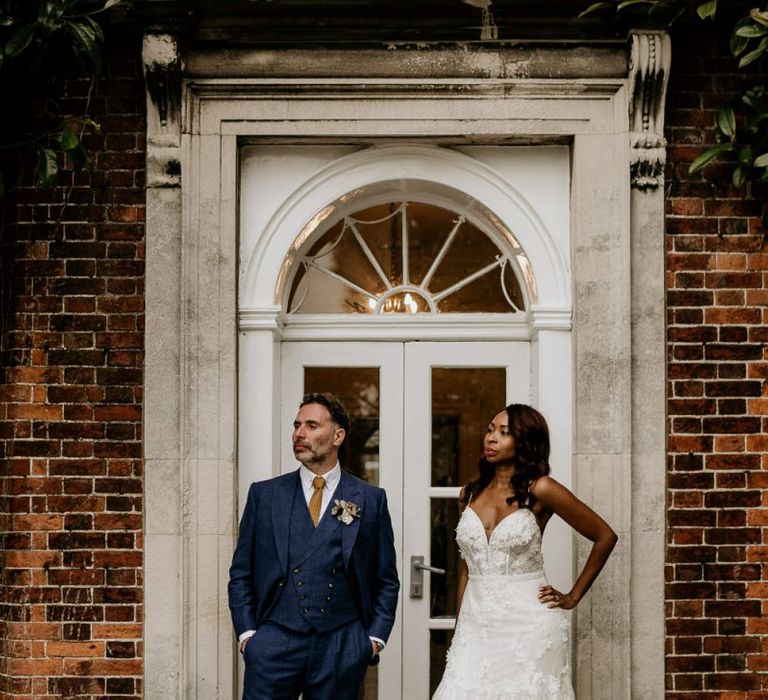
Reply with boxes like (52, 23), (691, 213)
(410, 555), (446, 599)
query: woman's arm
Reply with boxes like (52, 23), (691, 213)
(532, 476), (618, 610)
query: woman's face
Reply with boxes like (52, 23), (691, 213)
(484, 410), (516, 465)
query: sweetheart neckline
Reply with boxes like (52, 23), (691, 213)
(465, 505), (530, 544)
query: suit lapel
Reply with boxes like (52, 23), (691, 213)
(339, 472), (363, 570)
(271, 471), (298, 574)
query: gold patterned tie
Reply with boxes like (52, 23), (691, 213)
(309, 476), (326, 527)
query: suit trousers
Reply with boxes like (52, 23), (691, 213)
(242, 619), (372, 700)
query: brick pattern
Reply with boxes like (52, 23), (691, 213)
(665, 28), (768, 697)
(0, 35), (145, 699)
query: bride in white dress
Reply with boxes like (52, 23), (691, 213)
(433, 404), (617, 700)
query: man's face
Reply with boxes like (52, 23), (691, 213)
(292, 402), (345, 470)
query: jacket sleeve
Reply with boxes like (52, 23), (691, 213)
(367, 489), (400, 643)
(228, 483), (260, 637)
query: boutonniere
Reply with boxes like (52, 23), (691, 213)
(331, 499), (361, 525)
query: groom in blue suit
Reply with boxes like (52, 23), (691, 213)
(228, 393), (400, 700)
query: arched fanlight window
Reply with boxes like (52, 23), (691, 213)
(285, 199), (529, 315)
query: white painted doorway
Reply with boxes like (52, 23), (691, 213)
(238, 142), (575, 699)
(282, 340), (546, 698)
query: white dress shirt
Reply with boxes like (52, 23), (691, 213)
(239, 464), (385, 654)
(299, 463), (341, 515)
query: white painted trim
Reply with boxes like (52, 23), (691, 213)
(240, 145), (570, 313)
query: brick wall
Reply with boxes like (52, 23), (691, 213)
(665, 26), (768, 697)
(0, 33), (145, 699)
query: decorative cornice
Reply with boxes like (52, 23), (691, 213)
(143, 33), (183, 188)
(628, 30), (671, 190)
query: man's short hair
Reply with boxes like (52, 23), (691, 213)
(300, 392), (351, 439)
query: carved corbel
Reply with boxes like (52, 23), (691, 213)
(142, 33), (182, 188)
(628, 30), (671, 190)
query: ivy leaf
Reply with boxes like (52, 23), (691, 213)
(60, 126), (79, 151)
(36, 146), (58, 187)
(732, 164), (747, 188)
(66, 142), (89, 170)
(750, 8), (768, 27)
(732, 19), (751, 55)
(616, 0), (654, 10)
(696, 0), (717, 20)
(65, 19), (100, 68)
(739, 145), (753, 164)
(716, 104), (736, 138)
(577, 1), (615, 19)
(5, 22), (36, 57)
(738, 36), (768, 67)
(752, 151), (768, 167)
(689, 143), (732, 174)
(735, 24), (768, 38)
(83, 16), (104, 42)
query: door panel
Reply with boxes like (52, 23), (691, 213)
(281, 343), (404, 700)
(281, 341), (531, 698)
(402, 342), (529, 698)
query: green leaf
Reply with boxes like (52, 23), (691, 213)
(83, 16), (104, 42)
(696, 0), (717, 19)
(102, 0), (123, 9)
(5, 22), (36, 57)
(732, 18), (752, 55)
(738, 36), (768, 67)
(65, 20), (100, 68)
(732, 164), (747, 188)
(59, 126), (79, 150)
(717, 104), (736, 138)
(735, 25), (768, 38)
(750, 8), (768, 27)
(577, 1), (615, 18)
(616, 0), (653, 10)
(752, 151), (768, 167)
(689, 143), (732, 174)
(739, 145), (753, 164)
(66, 142), (89, 170)
(36, 146), (58, 187)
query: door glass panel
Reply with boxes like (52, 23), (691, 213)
(285, 199), (527, 314)
(304, 367), (380, 485)
(430, 629), (455, 697)
(430, 499), (460, 618)
(303, 367), (380, 699)
(429, 366), (506, 692)
(431, 367), (507, 487)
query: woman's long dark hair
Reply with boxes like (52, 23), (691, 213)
(461, 403), (551, 510)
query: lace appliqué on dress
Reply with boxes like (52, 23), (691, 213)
(433, 507), (574, 700)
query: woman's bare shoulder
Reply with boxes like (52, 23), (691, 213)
(529, 475), (571, 502)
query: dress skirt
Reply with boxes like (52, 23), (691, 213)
(432, 571), (574, 700)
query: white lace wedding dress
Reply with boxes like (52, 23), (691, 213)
(432, 506), (574, 699)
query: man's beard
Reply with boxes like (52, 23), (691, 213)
(294, 442), (331, 467)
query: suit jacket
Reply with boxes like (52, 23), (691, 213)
(228, 469), (400, 648)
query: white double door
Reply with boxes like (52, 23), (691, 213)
(281, 341), (530, 698)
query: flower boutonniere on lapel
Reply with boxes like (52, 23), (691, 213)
(331, 499), (361, 525)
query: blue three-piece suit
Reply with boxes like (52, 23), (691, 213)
(228, 469), (400, 699)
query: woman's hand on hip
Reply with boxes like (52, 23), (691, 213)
(538, 585), (577, 610)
